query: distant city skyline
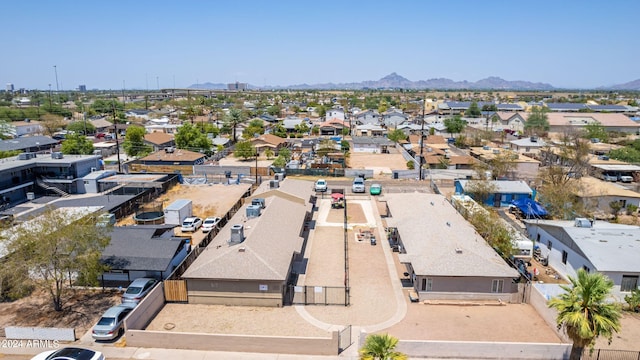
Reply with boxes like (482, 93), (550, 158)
(2, 0), (639, 90)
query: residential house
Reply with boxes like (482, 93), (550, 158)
(125, 109), (151, 120)
(318, 119), (347, 136)
(382, 110), (409, 128)
(144, 132), (175, 152)
(211, 136), (231, 149)
(454, 179), (533, 207)
(90, 118), (113, 134)
(100, 224), (189, 286)
(438, 102), (524, 115)
(351, 136), (392, 153)
(386, 193), (520, 302)
(509, 136), (547, 154)
(10, 120), (43, 137)
(354, 110), (380, 125)
(137, 149), (206, 166)
(282, 117), (309, 133)
(182, 179), (313, 307)
(0, 136), (58, 153)
(575, 176), (640, 216)
(325, 108), (345, 121)
(524, 219), (640, 299)
(491, 112), (526, 133)
(542, 112), (640, 134)
(259, 114), (278, 123)
(355, 124), (384, 137)
(250, 134), (287, 155)
(469, 146), (540, 180)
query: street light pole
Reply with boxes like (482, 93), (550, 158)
(48, 84), (52, 110)
(418, 93), (426, 181)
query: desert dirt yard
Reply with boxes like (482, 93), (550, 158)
(0, 289), (121, 340)
(348, 151), (409, 178)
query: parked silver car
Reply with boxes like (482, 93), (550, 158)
(121, 278), (158, 305)
(92, 305), (133, 341)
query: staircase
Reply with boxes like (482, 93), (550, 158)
(36, 178), (70, 197)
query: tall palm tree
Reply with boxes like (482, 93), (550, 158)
(225, 108), (245, 143)
(548, 269), (621, 360)
(359, 333), (407, 360)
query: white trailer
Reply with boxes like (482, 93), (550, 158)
(164, 199), (192, 225)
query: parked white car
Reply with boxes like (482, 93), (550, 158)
(181, 217), (203, 232)
(201, 217), (222, 232)
(314, 179), (328, 192)
(352, 177), (365, 193)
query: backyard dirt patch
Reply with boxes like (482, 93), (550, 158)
(348, 152), (408, 178)
(594, 312), (640, 351)
(118, 183), (251, 226)
(383, 302), (563, 343)
(0, 289), (121, 339)
(146, 304), (330, 337)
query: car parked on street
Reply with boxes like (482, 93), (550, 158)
(181, 216), (203, 232)
(31, 347), (104, 360)
(369, 183), (382, 195)
(314, 179), (328, 192)
(201, 217), (222, 232)
(92, 305), (133, 341)
(121, 278), (158, 305)
(352, 177), (365, 193)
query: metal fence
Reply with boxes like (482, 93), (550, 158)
(288, 285), (348, 305)
(582, 349), (640, 360)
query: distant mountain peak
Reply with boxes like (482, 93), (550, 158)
(380, 72), (409, 82)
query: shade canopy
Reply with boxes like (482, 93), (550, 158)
(511, 198), (548, 218)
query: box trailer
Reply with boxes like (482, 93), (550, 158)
(164, 199), (192, 225)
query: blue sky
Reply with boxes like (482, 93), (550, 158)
(2, 0), (639, 90)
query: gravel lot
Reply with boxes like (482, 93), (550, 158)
(348, 152), (408, 178)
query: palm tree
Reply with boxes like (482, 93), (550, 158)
(225, 108), (245, 143)
(548, 269), (621, 360)
(359, 333), (407, 360)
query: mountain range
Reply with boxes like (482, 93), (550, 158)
(188, 73), (640, 91)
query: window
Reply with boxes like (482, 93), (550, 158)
(547, 240), (552, 251)
(536, 234), (540, 242)
(491, 279), (504, 293)
(562, 250), (568, 264)
(621, 276), (638, 292)
(421, 278), (432, 291)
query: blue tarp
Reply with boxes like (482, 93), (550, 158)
(511, 198), (548, 218)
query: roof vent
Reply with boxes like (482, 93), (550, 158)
(455, 248), (463, 254)
(238, 247), (246, 252)
(230, 224), (244, 244)
(165, 147), (175, 153)
(446, 221), (451, 227)
(575, 218), (592, 228)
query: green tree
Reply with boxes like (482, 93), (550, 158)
(233, 140), (255, 160)
(444, 116), (466, 138)
(123, 126), (152, 157)
(61, 133), (94, 155)
(608, 147), (640, 163)
(0, 207), (111, 311)
(548, 269), (622, 360)
(278, 147), (292, 162)
(225, 108), (246, 143)
(0, 150), (21, 159)
(583, 122), (608, 142)
(39, 113), (66, 136)
(175, 123), (212, 152)
(524, 106), (550, 136)
(264, 148), (274, 159)
(359, 333), (407, 360)
(267, 105), (281, 117)
(624, 288), (640, 312)
(387, 129), (407, 143)
(66, 121), (96, 135)
(243, 119), (266, 139)
(272, 155), (286, 168)
(466, 101), (481, 117)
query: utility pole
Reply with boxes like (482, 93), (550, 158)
(419, 93), (426, 181)
(48, 84), (52, 111)
(112, 99), (122, 172)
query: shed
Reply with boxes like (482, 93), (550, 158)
(164, 199), (192, 225)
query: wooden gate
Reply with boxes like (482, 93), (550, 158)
(164, 280), (188, 302)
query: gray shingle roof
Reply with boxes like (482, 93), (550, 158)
(0, 136), (58, 151)
(182, 192), (308, 281)
(351, 136), (392, 145)
(101, 225), (184, 272)
(386, 193), (518, 278)
(456, 180), (532, 194)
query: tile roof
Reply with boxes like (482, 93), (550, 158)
(386, 193), (519, 278)
(250, 134), (286, 146)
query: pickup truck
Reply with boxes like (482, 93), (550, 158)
(618, 175), (634, 183)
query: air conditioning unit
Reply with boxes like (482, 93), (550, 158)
(229, 224), (244, 244)
(164, 147), (175, 153)
(270, 180), (279, 189)
(51, 152), (64, 159)
(482, 145), (490, 150)
(251, 198), (266, 209)
(246, 204), (261, 218)
(492, 149), (500, 154)
(275, 172), (285, 181)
